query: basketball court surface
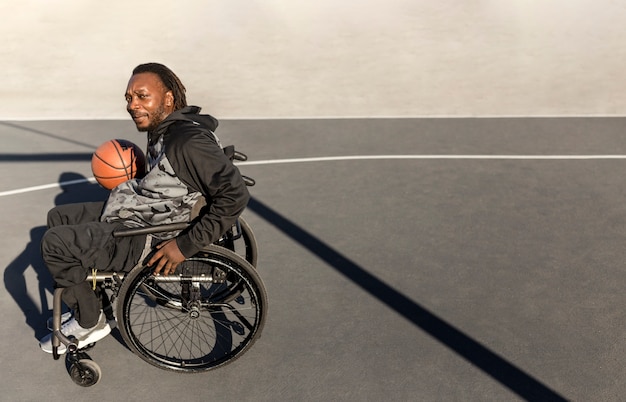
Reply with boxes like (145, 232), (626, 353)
(2, 1), (626, 400)
(1, 117), (625, 401)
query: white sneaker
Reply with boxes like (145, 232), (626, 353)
(46, 311), (73, 331)
(39, 312), (111, 354)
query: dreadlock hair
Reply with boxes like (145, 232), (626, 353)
(132, 63), (188, 111)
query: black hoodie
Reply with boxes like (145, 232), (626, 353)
(101, 106), (250, 257)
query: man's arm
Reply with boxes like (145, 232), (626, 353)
(167, 124), (250, 257)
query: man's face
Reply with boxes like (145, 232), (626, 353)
(125, 72), (174, 132)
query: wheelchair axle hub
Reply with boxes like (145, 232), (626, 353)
(187, 301), (201, 319)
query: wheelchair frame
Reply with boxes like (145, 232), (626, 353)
(48, 148), (266, 387)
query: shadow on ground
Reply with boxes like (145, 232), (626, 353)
(3, 172), (108, 339)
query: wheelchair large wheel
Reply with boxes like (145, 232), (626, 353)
(238, 217), (258, 267)
(115, 245), (267, 373)
(218, 217), (258, 267)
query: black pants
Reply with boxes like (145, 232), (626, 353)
(41, 202), (147, 327)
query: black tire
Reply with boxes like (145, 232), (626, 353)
(115, 245), (267, 373)
(217, 217), (258, 267)
(238, 217), (258, 267)
(69, 359), (101, 387)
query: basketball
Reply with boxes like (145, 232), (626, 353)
(91, 139), (146, 190)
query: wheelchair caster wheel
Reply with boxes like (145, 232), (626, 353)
(69, 359), (101, 387)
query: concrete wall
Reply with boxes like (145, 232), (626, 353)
(1, 0), (625, 119)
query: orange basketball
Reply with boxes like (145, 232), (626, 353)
(91, 139), (146, 190)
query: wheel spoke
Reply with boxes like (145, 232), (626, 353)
(117, 245), (267, 372)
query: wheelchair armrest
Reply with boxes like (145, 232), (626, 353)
(223, 145), (248, 162)
(223, 145), (253, 186)
(112, 223), (189, 238)
(233, 151), (248, 161)
(242, 175), (255, 186)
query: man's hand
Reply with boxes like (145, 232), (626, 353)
(148, 239), (186, 276)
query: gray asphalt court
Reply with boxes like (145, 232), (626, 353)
(1, 117), (625, 401)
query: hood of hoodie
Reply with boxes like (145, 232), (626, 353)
(147, 106), (219, 144)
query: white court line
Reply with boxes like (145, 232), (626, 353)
(2, 154), (626, 197)
(0, 177), (98, 197)
(235, 154), (626, 166)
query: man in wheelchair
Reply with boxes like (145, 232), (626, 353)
(39, 63), (250, 353)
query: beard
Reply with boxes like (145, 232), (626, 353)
(135, 103), (168, 132)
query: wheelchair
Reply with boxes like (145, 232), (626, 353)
(48, 148), (267, 387)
